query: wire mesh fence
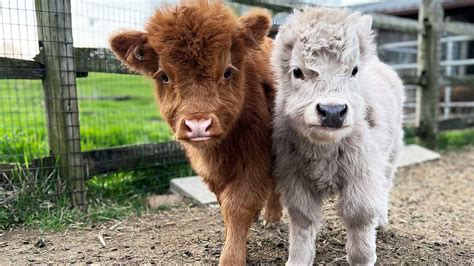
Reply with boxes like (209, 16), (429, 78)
(1, 0), (473, 219)
(0, 0), (195, 214)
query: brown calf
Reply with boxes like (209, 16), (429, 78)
(109, 1), (282, 264)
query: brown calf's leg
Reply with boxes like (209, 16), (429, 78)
(263, 188), (283, 226)
(218, 184), (264, 266)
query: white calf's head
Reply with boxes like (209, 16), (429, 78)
(272, 7), (375, 143)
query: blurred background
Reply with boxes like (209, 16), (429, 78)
(0, 0), (473, 230)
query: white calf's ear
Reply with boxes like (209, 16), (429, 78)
(358, 15), (373, 33)
(357, 15), (375, 56)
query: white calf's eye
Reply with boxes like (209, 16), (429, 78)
(292, 67), (304, 80)
(351, 66), (359, 77)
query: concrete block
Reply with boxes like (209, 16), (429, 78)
(170, 176), (217, 205)
(397, 144), (441, 168)
(170, 145), (440, 204)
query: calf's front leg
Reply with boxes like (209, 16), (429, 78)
(284, 189), (324, 266)
(218, 183), (264, 266)
(286, 207), (321, 265)
(338, 176), (389, 265)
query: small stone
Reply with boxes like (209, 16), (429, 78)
(182, 250), (192, 257)
(34, 239), (46, 248)
(146, 194), (183, 209)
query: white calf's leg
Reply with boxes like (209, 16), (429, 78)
(286, 206), (322, 266)
(344, 221), (377, 265)
(378, 165), (396, 229)
(338, 180), (388, 265)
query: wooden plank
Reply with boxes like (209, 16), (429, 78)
(400, 74), (474, 86)
(230, 0), (292, 13)
(443, 75), (474, 87)
(0, 163), (17, 172)
(371, 14), (421, 33)
(444, 21), (474, 37)
(405, 101), (474, 108)
(0, 142), (188, 178)
(35, 0), (86, 210)
(33, 47), (133, 75)
(1, 46), (128, 80)
(74, 48), (132, 74)
(0, 57), (45, 79)
(415, 0), (443, 149)
(439, 116), (474, 131)
(83, 142), (187, 176)
(399, 74), (419, 85)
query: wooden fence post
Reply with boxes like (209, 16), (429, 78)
(415, 0), (443, 149)
(35, 0), (86, 210)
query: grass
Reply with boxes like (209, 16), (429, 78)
(0, 161), (193, 231)
(437, 128), (474, 150)
(403, 127), (474, 150)
(0, 73), (185, 231)
(0, 73), (173, 163)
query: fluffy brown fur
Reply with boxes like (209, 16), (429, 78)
(109, 1), (282, 265)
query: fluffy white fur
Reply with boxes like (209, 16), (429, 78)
(271, 7), (405, 265)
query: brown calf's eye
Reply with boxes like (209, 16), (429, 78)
(160, 72), (169, 83)
(224, 68), (232, 79)
(133, 46), (145, 61)
(292, 67), (304, 80)
(352, 66), (359, 77)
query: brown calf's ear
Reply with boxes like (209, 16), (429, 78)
(109, 30), (159, 77)
(237, 8), (272, 49)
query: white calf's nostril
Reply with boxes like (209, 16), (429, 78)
(340, 104), (348, 118)
(316, 104), (327, 118)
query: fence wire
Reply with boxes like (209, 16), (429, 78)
(0, 0), (195, 212)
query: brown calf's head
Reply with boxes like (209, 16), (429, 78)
(110, 1), (271, 146)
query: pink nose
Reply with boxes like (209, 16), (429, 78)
(184, 118), (212, 140)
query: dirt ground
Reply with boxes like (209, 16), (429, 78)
(1, 148), (473, 264)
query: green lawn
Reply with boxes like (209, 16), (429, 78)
(0, 72), (174, 163)
(0, 73), (189, 230)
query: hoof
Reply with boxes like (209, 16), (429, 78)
(377, 215), (389, 230)
(262, 219), (281, 229)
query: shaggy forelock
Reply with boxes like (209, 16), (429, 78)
(145, 1), (237, 76)
(279, 7), (374, 66)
